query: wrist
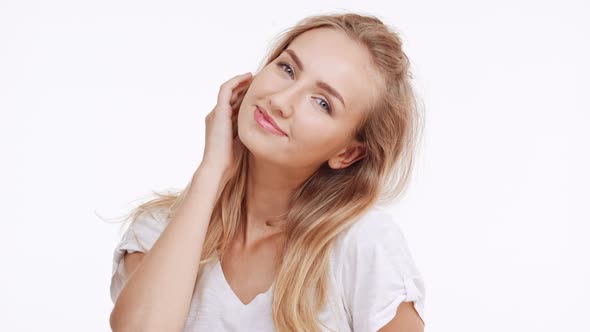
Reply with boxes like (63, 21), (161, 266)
(191, 164), (227, 203)
(194, 162), (225, 182)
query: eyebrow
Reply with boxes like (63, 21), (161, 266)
(284, 48), (346, 108)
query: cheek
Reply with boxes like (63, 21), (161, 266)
(290, 115), (358, 161)
(250, 70), (276, 90)
(291, 120), (340, 153)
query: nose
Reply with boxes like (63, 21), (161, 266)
(267, 84), (298, 118)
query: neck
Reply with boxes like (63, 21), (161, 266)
(238, 152), (313, 247)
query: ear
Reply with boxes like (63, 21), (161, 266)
(327, 139), (367, 170)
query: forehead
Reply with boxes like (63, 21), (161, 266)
(283, 28), (379, 113)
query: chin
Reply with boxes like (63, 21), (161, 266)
(238, 132), (283, 167)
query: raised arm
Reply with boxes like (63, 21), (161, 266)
(109, 72), (253, 331)
(109, 165), (224, 332)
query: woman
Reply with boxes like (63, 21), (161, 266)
(109, 12), (425, 332)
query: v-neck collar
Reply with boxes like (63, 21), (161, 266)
(215, 257), (275, 307)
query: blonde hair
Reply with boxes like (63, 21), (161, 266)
(118, 11), (423, 332)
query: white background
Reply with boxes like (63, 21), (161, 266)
(2, 0), (588, 331)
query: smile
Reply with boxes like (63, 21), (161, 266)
(254, 106), (287, 137)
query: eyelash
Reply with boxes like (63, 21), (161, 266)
(276, 61), (332, 114)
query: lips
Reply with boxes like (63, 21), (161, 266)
(256, 105), (287, 136)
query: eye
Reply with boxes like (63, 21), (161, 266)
(277, 62), (294, 79)
(315, 97), (332, 113)
(277, 61), (332, 114)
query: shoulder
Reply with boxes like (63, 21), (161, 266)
(329, 206), (426, 331)
(120, 206), (171, 252)
(130, 206), (170, 231)
(110, 206), (171, 303)
(330, 206), (416, 275)
(332, 206), (408, 255)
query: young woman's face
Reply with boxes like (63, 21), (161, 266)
(237, 27), (379, 170)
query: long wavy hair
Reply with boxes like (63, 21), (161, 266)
(116, 12), (423, 332)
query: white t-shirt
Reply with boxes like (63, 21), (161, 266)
(110, 206), (426, 332)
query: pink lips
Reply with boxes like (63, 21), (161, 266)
(254, 106), (287, 137)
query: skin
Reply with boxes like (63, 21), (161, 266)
(231, 27), (424, 330)
(235, 27), (377, 246)
(123, 27), (424, 331)
(219, 27), (378, 307)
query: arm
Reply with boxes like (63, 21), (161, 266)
(109, 164), (224, 332)
(378, 301), (425, 332)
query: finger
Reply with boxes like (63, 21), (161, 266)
(217, 72), (252, 106)
(230, 97), (245, 117)
(229, 83), (249, 105)
(231, 86), (248, 109)
(231, 79), (254, 107)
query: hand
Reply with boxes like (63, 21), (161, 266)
(201, 72), (253, 183)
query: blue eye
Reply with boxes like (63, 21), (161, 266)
(315, 98), (332, 113)
(277, 62), (294, 78)
(276, 61), (332, 114)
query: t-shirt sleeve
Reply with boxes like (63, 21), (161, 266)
(338, 210), (426, 332)
(109, 208), (170, 304)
